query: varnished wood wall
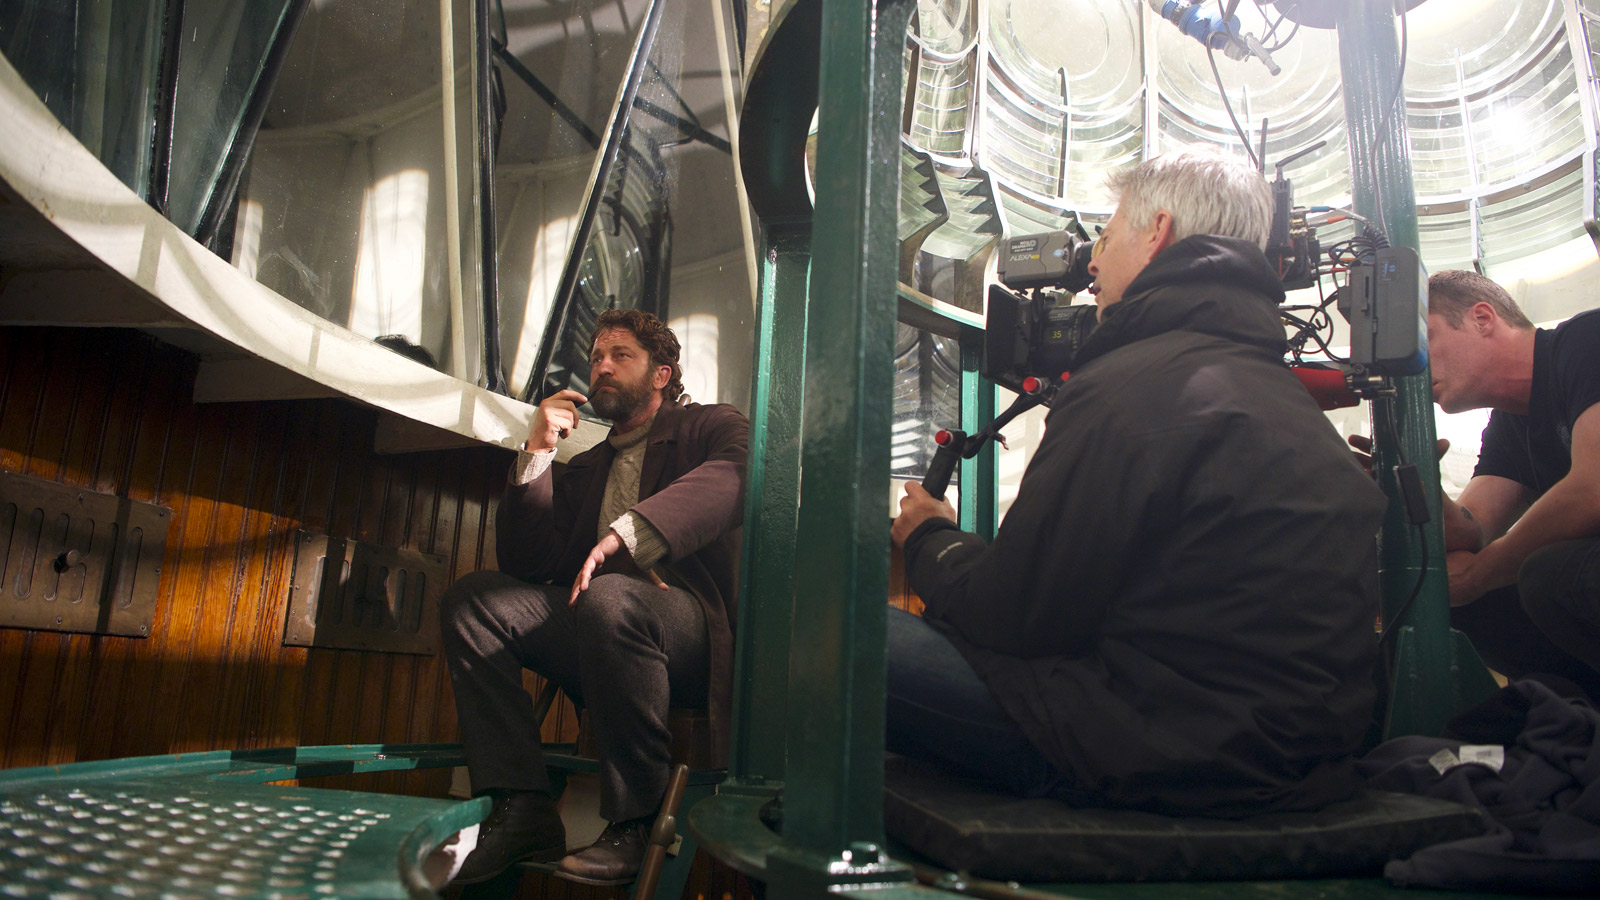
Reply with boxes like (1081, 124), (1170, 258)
(0, 325), (752, 900)
(0, 325), (518, 788)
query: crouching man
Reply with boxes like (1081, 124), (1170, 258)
(1423, 270), (1600, 699)
(889, 148), (1387, 817)
(442, 309), (747, 883)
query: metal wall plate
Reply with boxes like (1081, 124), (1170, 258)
(285, 532), (446, 656)
(0, 471), (170, 637)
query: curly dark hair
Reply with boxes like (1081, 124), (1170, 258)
(593, 308), (685, 403)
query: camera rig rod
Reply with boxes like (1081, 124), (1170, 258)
(921, 377), (1051, 501)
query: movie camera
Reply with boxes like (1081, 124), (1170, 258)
(918, 145), (1429, 500)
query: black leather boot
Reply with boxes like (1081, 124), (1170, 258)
(454, 791), (566, 885)
(555, 816), (650, 885)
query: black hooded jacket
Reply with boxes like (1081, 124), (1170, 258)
(904, 235), (1387, 816)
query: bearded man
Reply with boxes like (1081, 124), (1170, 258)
(440, 309), (748, 885)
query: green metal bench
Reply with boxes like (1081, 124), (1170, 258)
(0, 743), (482, 899)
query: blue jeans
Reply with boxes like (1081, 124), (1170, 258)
(885, 606), (1067, 798)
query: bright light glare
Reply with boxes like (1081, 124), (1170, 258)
(232, 199), (264, 279)
(669, 313), (720, 404)
(352, 169), (430, 342)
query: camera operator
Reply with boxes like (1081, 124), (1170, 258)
(888, 147), (1387, 817)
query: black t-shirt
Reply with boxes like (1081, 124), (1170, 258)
(1474, 309), (1600, 496)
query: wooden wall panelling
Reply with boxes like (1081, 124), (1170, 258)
(232, 401), (298, 752)
(207, 401), (293, 754)
(438, 446), (491, 766)
(3, 329), (80, 768)
(0, 329), (34, 758)
(76, 333), (187, 764)
(429, 444), (507, 794)
(342, 447), (399, 781)
(178, 401), (259, 753)
(396, 449), (453, 797)
(368, 451), (417, 796)
(150, 397), (233, 756)
(282, 399), (350, 758)
(379, 451), (426, 797)
(69, 333), (159, 765)
(111, 336), (204, 760)
(0, 326), (619, 840)
(249, 398), (325, 756)
(42, 334), (172, 763)
(384, 453), (426, 797)
(362, 447), (418, 786)
(297, 401), (375, 759)
(888, 545), (924, 615)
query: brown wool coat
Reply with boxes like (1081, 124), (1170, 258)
(495, 400), (749, 765)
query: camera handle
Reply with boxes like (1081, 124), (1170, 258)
(921, 377), (1051, 501)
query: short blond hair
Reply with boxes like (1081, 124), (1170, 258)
(1427, 270), (1532, 330)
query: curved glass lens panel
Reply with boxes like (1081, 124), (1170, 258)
(910, 49), (977, 158)
(1417, 202), (1475, 272)
(998, 186), (1079, 236)
(901, 0), (1595, 277)
(1470, 34), (1583, 187)
(1407, 102), (1473, 198)
(892, 322), (963, 481)
(1407, 0), (1583, 197)
(987, 0), (1139, 107)
(541, 133), (666, 403)
(1060, 92), (1143, 209)
(1405, 0), (1566, 102)
(986, 0), (1141, 207)
(916, 0), (979, 56)
(526, 0), (753, 410)
(980, 62), (1066, 197)
(1479, 160), (1587, 262)
(916, 166), (1004, 312)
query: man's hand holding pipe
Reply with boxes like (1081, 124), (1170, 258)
(528, 389), (586, 452)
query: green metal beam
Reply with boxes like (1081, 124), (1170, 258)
(958, 333), (997, 540)
(775, 0), (917, 886)
(1335, 0), (1496, 736)
(728, 220), (811, 785)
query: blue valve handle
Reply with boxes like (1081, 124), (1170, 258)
(1156, 0), (1238, 50)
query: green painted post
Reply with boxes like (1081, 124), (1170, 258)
(958, 333), (998, 540)
(1336, 1), (1495, 736)
(768, 0), (918, 890)
(728, 221), (812, 786)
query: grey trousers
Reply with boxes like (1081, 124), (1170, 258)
(439, 570), (709, 821)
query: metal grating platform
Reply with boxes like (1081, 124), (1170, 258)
(0, 745), (483, 899)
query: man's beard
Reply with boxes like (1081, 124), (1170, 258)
(590, 372), (656, 422)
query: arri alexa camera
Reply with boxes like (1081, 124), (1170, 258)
(919, 144), (1429, 502)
